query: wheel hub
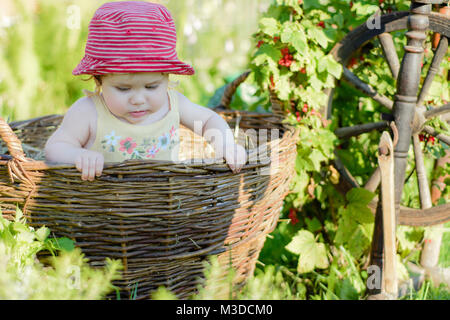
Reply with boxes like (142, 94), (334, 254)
(411, 105), (427, 134)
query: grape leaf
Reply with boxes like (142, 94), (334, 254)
(346, 188), (375, 206)
(285, 230), (329, 273)
(259, 17), (279, 37)
(309, 149), (327, 172)
(347, 225), (371, 259)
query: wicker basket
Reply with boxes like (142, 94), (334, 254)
(0, 72), (299, 299)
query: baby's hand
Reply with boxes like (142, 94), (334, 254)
(224, 143), (247, 173)
(75, 149), (104, 181)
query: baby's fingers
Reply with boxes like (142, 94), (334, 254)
(75, 155), (88, 180)
(75, 156), (82, 173)
(88, 156), (105, 181)
(95, 156), (104, 177)
(87, 157), (97, 181)
(227, 155), (245, 174)
(234, 161), (244, 173)
(81, 156), (91, 181)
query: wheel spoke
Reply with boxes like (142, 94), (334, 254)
(333, 155), (360, 189)
(413, 134), (433, 209)
(422, 125), (450, 146)
(342, 67), (394, 110)
(364, 166), (381, 192)
(424, 102), (450, 119)
(335, 121), (389, 139)
(417, 36), (448, 107)
(398, 203), (450, 226)
(378, 33), (400, 79)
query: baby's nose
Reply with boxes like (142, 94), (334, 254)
(130, 93), (145, 106)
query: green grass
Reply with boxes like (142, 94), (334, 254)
(400, 281), (450, 300)
(439, 222), (450, 268)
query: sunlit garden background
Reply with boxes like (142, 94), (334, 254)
(0, 0), (271, 121)
(0, 0), (449, 300)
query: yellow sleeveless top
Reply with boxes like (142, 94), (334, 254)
(86, 89), (180, 162)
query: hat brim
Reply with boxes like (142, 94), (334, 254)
(72, 55), (195, 76)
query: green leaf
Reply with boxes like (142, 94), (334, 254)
(315, 243), (329, 269)
(337, 278), (359, 300)
(0, 215), (11, 232)
(51, 237), (76, 252)
(12, 221), (30, 234)
(334, 209), (358, 245)
(285, 230), (314, 256)
(335, 190), (375, 259)
(277, 73), (291, 101)
(280, 22), (307, 53)
(317, 60), (326, 74)
(309, 75), (323, 92)
(353, 3), (379, 17)
(325, 55), (343, 79)
(259, 17), (279, 37)
(296, 250), (316, 273)
(151, 286), (178, 300)
(346, 188), (375, 206)
(333, 13), (344, 28)
(305, 217), (322, 233)
(296, 149), (315, 172)
(309, 149), (327, 172)
(253, 44), (282, 67)
(14, 207), (23, 222)
(308, 27), (329, 49)
(291, 172), (309, 195)
(303, 0), (322, 10)
(347, 225), (371, 258)
(285, 230), (329, 273)
(35, 226), (50, 242)
(348, 203), (374, 225)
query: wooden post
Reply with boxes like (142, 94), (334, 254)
(378, 131), (397, 298)
(367, 198), (384, 297)
(393, 0), (431, 227)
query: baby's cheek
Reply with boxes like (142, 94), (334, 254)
(105, 94), (127, 114)
(153, 91), (169, 108)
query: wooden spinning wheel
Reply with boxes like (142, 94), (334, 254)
(324, 1), (450, 297)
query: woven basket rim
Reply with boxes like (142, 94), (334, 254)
(1, 111), (299, 173)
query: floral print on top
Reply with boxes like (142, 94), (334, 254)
(87, 88), (180, 162)
(100, 125), (179, 160)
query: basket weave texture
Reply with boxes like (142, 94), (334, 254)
(0, 73), (299, 299)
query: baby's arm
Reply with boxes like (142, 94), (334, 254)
(44, 98), (104, 181)
(177, 92), (247, 173)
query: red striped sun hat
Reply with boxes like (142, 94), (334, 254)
(73, 1), (194, 76)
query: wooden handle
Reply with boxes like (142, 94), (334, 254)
(378, 131), (397, 297)
(0, 117), (26, 161)
(217, 70), (251, 109)
(214, 70), (286, 118)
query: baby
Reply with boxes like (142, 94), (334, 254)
(45, 1), (246, 181)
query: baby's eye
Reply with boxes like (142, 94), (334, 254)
(115, 87), (130, 91)
(145, 85), (158, 90)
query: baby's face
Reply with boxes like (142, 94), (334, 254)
(100, 72), (170, 124)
